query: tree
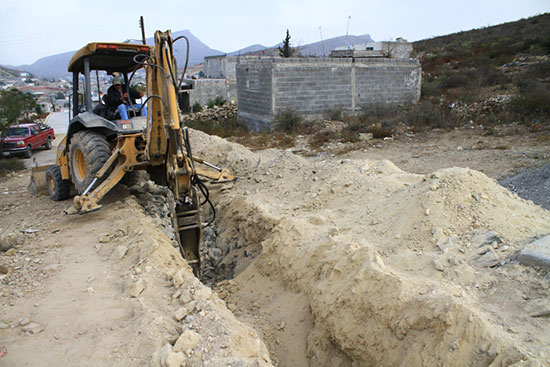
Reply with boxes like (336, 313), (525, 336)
(0, 89), (39, 131)
(278, 29), (296, 58)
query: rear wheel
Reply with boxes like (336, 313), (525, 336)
(69, 130), (111, 194)
(44, 137), (52, 150)
(46, 165), (71, 201)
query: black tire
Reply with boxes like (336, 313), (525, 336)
(69, 130), (111, 194)
(46, 165), (71, 201)
(44, 137), (52, 150)
(23, 145), (32, 159)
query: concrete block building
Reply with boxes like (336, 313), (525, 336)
(204, 55), (238, 101)
(236, 57), (421, 131)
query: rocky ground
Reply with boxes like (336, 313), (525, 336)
(0, 125), (549, 366)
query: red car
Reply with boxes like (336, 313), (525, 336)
(1, 123), (55, 158)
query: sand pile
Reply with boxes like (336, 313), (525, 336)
(189, 129), (550, 366)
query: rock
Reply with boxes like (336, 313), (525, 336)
(0, 240), (14, 252)
(174, 306), (188, 321)
(207, 248), (223, 264)
(309, 214), (327, 225)
(165, 352), (185, 367)
(173, 329), (202, 353)
(475, 248), (501, 268)
(4, 248), (16, 256)
(470, 231), (501, 248)
(0, 322), (8, 329)
(111, 246), (128, 261)
(358, 133), (374, 141)
(180, 289), (193, 304)
(172, 268), (185, 288)
(0, 265), (11, 274)
(195, 287), (212, 300)
(98, 234), (111, 243)
(19, 317), (30, 326)
(127, 278), (145, 298)
(159, 343), (173, 367)
(22, 322), (44, 334)
(432, 258), (446, 272)
(518, 235), (550, 270)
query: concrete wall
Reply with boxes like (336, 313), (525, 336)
(236, 59), (273, 131)
(204, 55), (238, 101)
(205, 56), (226, 78)
(380, 41), (413, 59)
(188, 79), (228, 107)
(237, 57), (421, 130)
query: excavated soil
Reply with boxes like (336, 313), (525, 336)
(1, 126), (550, 367)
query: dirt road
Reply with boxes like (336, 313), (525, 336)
(1, 126), (549, 366)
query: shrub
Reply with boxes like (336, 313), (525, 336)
(274, 109), (302, 132)
(323, 108), (342, 121)
(192, 102), (202, 113)
(0, 157), (25, 177)
(214, 96), (224, 106)
(404, 101), (458, 131)
(186, 116), (248, 138)
(207, 99), (215, 109)
(508, 82), (550, 118)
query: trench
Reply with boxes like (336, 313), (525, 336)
(130, 180), (315, 366)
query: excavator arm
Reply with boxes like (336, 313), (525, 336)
(71, 30), (235, 272)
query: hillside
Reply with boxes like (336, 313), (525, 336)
(413, 13), (550, 126)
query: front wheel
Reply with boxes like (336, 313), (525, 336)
(69, 130), (111, 194)
(23, 145), (32, 159)
(46, 165), (71, 201)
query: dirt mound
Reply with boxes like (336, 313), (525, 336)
(0, 175), (272, 366)
(189, 129), (550, 366)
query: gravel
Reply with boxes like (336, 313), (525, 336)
(499, 163), (550, 210)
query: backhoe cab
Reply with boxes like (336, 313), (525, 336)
(34, 32), (234, 272)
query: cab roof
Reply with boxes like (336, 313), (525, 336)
(67, 42), (151, 74)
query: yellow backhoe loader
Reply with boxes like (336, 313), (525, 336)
(31, 26), (234, 273)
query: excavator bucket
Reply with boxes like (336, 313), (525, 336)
(28, 159), (53, 195)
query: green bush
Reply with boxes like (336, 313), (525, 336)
(0, 157), (25, 177)
(192, 102), (202, 113)
(274, 109), (302, 132)
(214, 96), (224, 106)
(207, 99), (215, 109)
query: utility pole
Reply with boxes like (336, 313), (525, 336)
(346, 15), (351, 49)
(319, 26), (325, 56)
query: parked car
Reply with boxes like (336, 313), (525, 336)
(0, 123), (55, 158)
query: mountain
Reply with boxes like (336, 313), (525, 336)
(154, 30), (223, 68)
(5, 31), (375, 78)
(296, 34), (375, 56)
(16, 50), (75, 79)
(227, 44), (267, 56)
(7, 30), (223, 79)
(226, 34), (375, 57)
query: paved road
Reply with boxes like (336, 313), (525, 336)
(45, 111), (70, 134)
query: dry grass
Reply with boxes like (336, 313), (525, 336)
(0, 157), (26, 178)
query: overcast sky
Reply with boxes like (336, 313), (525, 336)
(0, 0), (548, 66)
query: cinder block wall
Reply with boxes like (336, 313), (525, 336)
(205, 56), (238, 101)
(237, 57), (421, 130)
(188, 79), (228, 107)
